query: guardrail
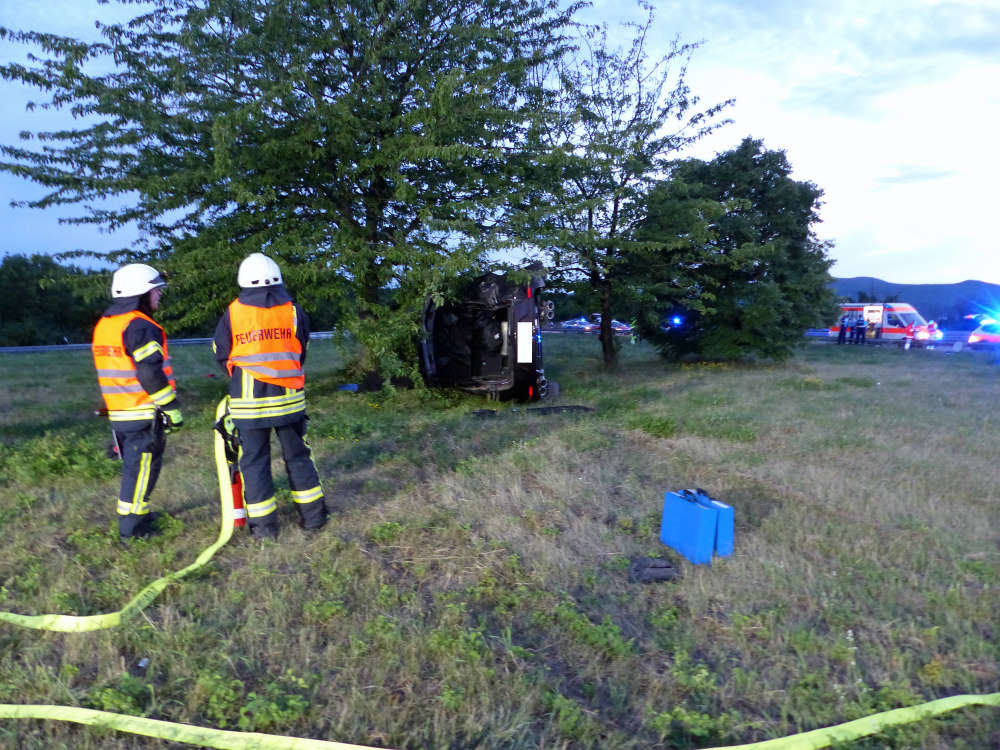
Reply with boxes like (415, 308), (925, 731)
(0, 329), (980, 354)
(0, 331), (336, 355)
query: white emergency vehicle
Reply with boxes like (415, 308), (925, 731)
(830, 302), (941, 343)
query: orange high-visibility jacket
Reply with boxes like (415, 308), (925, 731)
(226, 300), (304, 388)
(93, 311), (176, 422)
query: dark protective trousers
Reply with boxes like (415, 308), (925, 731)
(115, 421), (165, 537)
(236, 418), (326, 533)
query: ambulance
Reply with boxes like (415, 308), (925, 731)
(829, 302), (941, 343)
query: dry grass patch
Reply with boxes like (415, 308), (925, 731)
(0, 339), (997, 749)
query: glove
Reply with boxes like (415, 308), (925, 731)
(162, 407), (184, 433)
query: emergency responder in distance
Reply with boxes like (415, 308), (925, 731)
(853, 314), (867, 344)
(213, 253), (328, 540)
(837, 313), (849, 344)
(92, 263), (182, 541)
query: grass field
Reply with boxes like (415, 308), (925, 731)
(0, 337), (997, 749)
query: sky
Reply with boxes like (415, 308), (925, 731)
(1, 0), (998, 285)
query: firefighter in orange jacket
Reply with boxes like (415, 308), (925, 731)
(92, 263), (182, 541)
(213, 253), (328, 540)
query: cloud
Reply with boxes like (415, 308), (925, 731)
(847, 1), (1000, 62)
(646, 0), (1000, 61)
(647, 0), (1000, 118)
(876, 166), (959, 186)
(781, 63), (940, 117)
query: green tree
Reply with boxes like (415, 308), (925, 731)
(636, 137), (837, 360)
(625, 175), (724, 338)
(520, 1), (730, 367)
(0, 254), (105, 345)
(1, 0), (575, 370)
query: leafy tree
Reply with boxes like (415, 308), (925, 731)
(0, 254), (105, 345)
(636, 137), (838, 360)
(623, 175), (723, 338)
(1, 0), (576, 370)
(519, 1), (730, 367)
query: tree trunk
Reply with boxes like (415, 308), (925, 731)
(599, 283), (618, 368)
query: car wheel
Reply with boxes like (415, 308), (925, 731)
(543, 380), (560, 400)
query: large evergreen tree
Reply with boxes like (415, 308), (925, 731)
(636, 137), (838, 360)
(1, 0), (575, 372)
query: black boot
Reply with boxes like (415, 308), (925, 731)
(120, 511), (162, 541)
(300, 499), (328, 532)
(250, 522), (279, 541)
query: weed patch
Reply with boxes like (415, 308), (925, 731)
(84, 674), (152, 716)
(626, 413), (678, 439)
(836, 375), (879, 388)
(0, 430), (118, 484)
(680, 413), (757, 442)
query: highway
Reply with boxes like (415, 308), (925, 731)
(805, 328), (972, 349)
(0, 328), (985, 355)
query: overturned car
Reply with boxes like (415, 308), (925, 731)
(419, 269), (555, 402)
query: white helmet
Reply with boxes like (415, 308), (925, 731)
(238, 253), (283, 288)
(111, 263), (166, 298)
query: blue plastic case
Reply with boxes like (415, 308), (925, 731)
(660, 488), (734, 564)
(695, 492), (734, 558)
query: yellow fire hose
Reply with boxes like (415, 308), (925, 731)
(701, 692), (1000, 750)
(0, 397), (238, 631)
(0, 703), (388, 749)
(0, 402), (997, 748)
(0, 693), (995, 750)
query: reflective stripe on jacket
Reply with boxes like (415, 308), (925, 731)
(226, 300), (304, 388)
(229, 370), (307, 421)
(93, 311), (175, 422)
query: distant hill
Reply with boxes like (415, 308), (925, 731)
(830, 277), (1000, 327)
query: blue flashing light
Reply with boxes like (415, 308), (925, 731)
(965, 311), (1000, 324)
(671, 316), (683, 326)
